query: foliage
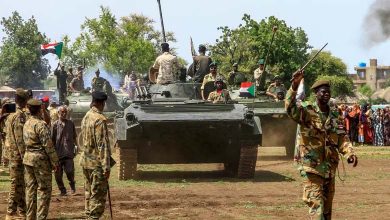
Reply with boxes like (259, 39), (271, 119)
(358, 84), (374, 97)
(0, 11), (49, 88)
(315, 75), (353, 97)
(370, 98), (388, 104)
(385, 78), (390, 88)
(63, 6), (177, 75)
(211, 15), (311, 84)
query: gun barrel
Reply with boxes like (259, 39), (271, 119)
(157, 0), (166, 42)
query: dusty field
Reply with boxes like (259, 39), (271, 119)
(0, 146), (389, 220)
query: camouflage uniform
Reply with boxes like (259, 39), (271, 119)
(201, 73), (224, 90)
(80, 106), (111, 219)
(152, 52), (179, 84)
(49, 107), (59, 125)
(70, 77), (85, 92)
(285, 87), (356, 220)
(207, 90), (231, 104)
(267, 83), (286, 100)
(91, 76), (106, 92)
(23, 115), (59, 220)
(0, 112), (10, 165)
(5, 106), (27, 216)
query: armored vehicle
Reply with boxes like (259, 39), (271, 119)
(114, 83), (262, 180)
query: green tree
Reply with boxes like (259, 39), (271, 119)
(315, 75), (354, 97)
(64, 6), (177, 75)
(211, 15), (311, 83)
(0, 11), (49, 88)
(358, 84), (374, 97)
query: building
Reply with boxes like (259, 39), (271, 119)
(350, 59), (390, 91)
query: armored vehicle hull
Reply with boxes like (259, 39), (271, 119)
(115, 83), (262, 180)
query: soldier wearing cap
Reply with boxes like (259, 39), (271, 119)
(253, 58), (267, 90)
(23, 99), (59, 220)
(91, 69), (107, 92)
(70, 71), (85, 92)
(207, 77), (231, 104)
(152, 43), (179, 84)
(80, 91), (113, 219)
(201, 62), (225, 100)
(54, 63), (68, 104)
(228, 63), (247, 87)
(191, 44), (212, 83)
(40, 96), (51, 125)
(286, 71), (358, 220)
(0, 98), (12, 167)
(5, 88), (28, 220)
(266, 75), (286, 101)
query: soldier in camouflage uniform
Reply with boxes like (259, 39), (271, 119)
(0, 98), (12, 167)
(266, 75), (286, 101)
(80, 91), (113, 219)
(23, 99), (59, 220)
(286, 71), (358, 220)
(91, 69), (106, 92)
(5, 88), (28, 220)
(201, 62), (224, 100)
(207, 78), (231, 104)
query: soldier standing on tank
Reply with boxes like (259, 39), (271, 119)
(54, 63), (68, 104)
(5, 88), (29, 220)
(266, 75), (286, 101)
(152, 43), (179, 84)
(80, 91), (113, 219)
(66, 67), (74, 93)
(70, 72), (85, 92)
(228, 63), (247, 87)
(286, 70), (358, 220)
(91, 69), (107, 92)
(253, 58), (267, 91)
(23, 99), (59, 220)
(191, 44), (212, 83)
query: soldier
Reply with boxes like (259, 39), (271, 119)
(191, 44), (212, 83)
(54, 63), (68, 104)
(51, 106), (77, 196)
(0, 98), (12, 167)
(66, 67), (74, 90)
(5, 88), (28, 220)
(23, 99), (59, 220)
(70, 72), (85, 92)
(266, 75), (286, 101)
(207, 77), (231, 104)
(286, 71), (358, 220)
(48, 101), (59, 125)
(40, 96), (51, 125)
(253, 58), (267, 91)
(228, 63), (247, 87)
(152, 43), (179, 84)
(80, 91), (113, 219)
(91, 69), (106, 92)
(201, 62), (224, 100)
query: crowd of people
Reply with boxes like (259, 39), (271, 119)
(0, 88), (112, 219)
(340, 104), (390, 146)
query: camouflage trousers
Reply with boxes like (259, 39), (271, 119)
(7, 160), (26, 215)
(24, 163), (53, 220)
(302, 173), (335, 220)
(83, 167), (108, 219)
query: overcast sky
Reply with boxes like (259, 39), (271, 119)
(1, 0), (389, 72)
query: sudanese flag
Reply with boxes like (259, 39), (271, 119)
(239, 82), (255, 98)
(41, 42), (63, 58)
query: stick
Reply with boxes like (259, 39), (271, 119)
(107, 182), (113, 220)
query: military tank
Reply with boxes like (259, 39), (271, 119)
(114, 82), (262, 180)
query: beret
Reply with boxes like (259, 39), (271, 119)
(209, 62), (217, 67)
(311, 80), (330, 90)
(15, 88), (28, 99)
(41, 96), (49, 103)
(92, 91), (108, 101)
(27, 99), (42, 106)
(258, 59), (265, 65)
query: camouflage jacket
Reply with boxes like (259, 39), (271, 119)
(153, 52), (179, 84)
(267, 83), (286, 96)
(0, 113), (10, 158)
(92, 76), (106, 92)
(208, 89), (231, 104)
(201, 73), (225, 90)
(285, 87), (355, 178)
(79, 106), (111, 171)
(5, 107), (27, 162)
(23, 115), (59, 167)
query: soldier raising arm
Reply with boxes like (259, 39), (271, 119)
(286, 70), (357, 220)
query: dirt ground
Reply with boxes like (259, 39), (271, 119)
(0, 146), (389, 220)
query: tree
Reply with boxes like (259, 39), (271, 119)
(358, 84), (374, 97)
(211, 15), (311, 83)
(315, 75), (354, 97)
(0, 11), (49, 88)
(64, 6), (177, 75)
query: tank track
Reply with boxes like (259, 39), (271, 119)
(118, 148), (138, 180)
(237, 146), (258, 178)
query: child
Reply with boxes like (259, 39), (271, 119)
(358, 122), (364, 146)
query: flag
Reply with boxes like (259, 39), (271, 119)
(239, 82), (256, 98)
(41, 42), (63, 58)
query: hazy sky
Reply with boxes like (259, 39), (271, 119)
(1, 0), (389, 72)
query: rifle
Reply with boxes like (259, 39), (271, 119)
(157, 0), (166, 42)
(257, 26), (278, 92)
(190, 37), (196, 56)
(107, 181), (113, 220)
(290, 42), (328, 81)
